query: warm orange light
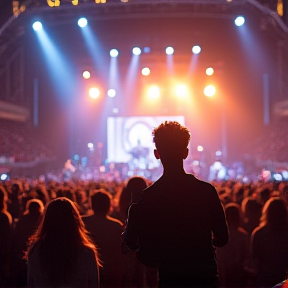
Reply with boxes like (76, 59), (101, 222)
(175, 84), (188, 98)
(147, 86), (160, 99)
(89, 87), (100, 99)
(204, 85), (216, 97)
(206, 67), (214, 76)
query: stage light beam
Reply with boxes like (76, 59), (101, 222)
(235, 16), (245, 27)
(142, 67), (150, 76)
(110, 49), (119, 57)
(166, 46), (174, 55)
(132, 47), (141, 55)
(107, 89), (116, 97)
(32, 21), (42, 31)
(192, 45), (201, 54)
(78, 18), (88, 28)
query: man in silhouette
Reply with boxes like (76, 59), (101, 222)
(124, 121), (228, 288)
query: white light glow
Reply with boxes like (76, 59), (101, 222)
(235, 16), (245, 27)
(192, 45), (201, 54)
(32, 21), (42, 31)
(78, 18), (88, 28)
(107, 89), (116, 97)
(89, 87), (100, 99)
(148, 86), (160, 99)
(132, 47), (141, 55)
(142, 67), (150, 76)
(110, 49), (119, 57)
(197, 145), (204, 152)
(166, 46), (174, 55)
(206, 67), (214, 76)
(204, 85), (216, 97)
(83, 71), (91, 79)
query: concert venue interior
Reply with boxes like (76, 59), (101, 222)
(1, 0), (288, 182)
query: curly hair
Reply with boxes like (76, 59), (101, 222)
(152, 121), (191, 154)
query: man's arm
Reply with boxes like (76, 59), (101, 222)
(123, 203), (140, 251)
(211, 187), (229, 247)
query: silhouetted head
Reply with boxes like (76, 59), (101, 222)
(126, 176), (147, 203)
(261, 197), (288, 228)
(152, 121), (190, 164)
(40, 197), (85, 244)
(24, 199), (44, 216)
(0, 188), (7, 211)
(91, 190), (111, 215)
(225, 203), (241, 228)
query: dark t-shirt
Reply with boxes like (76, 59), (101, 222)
(125, 173), (228, 286)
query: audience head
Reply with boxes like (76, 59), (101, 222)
(126, 176), (147, 203)
(261, 197), (288, 229)
(0, 188), (7, 211)
(91, 190), (111, 216)
(24, 199), (44, 216)
(36, 197), (89, 247)
(28, 197), (100, 286)
(225, 203), (242, 229)
(152, 121), (190, 163)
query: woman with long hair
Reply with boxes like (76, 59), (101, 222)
(251, 197), (288, 287)
(27, 197), (100, 288)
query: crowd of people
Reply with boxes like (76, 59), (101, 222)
(0, 119), (53, 163)
(245, 118), (288, 163)
(0, 176), (288, 287)
(0, 121), (288, 288)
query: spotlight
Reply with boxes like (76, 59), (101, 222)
(107, 89), (116, 97)
(78, 17), (88, 28)
(235, 16), (245, 27)
(197, 145), (204, 152)
(83, 71), (91, 79)
(87, 142), (94, 149)
(89, 87), (100, 99)
(175, 84), (188, 98)
(166, 46), (174, 55)
(110, 49), (119, 57)
(0, 173), (8, 181)
(142, 67), (150, 76)
(206, 67), (214, 76)
(148, 86), (160, 99)
(192, 45), (201, 54)
(204, 85), (216, 97)
(132, 47), (141, 56)
(32, 21), (42, 31)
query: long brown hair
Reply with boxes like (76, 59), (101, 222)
(27, 197), (101, 286)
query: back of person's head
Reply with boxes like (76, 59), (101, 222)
(91, 190), (111, 215)
(242, 197), (262, 220)
(152, 121), (190, 159)
(37, 197), (89, 250)
(24, 199), (44, 216)
(126, 176), (147, 203)
(0, 188), (7, 211)
(262, 197), (288, 228)
(29, 197), (99, 285)
(225, 203), (241, 228)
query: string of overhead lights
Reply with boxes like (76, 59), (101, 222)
(46, 0), (130, 7)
